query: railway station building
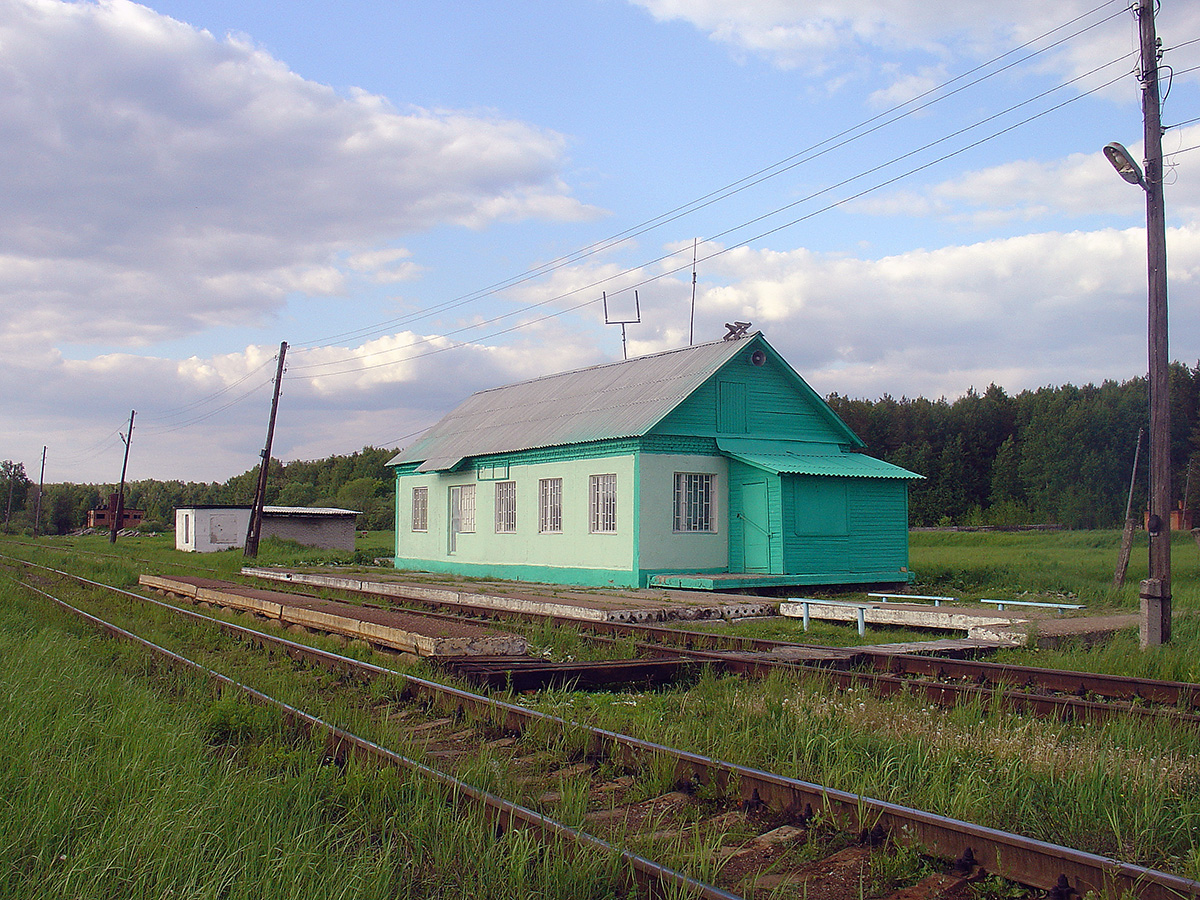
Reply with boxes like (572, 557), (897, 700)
(389, 332), (921, 590)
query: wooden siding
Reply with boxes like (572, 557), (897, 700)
(782, 476), (909, 574)
(650, 347), (847, 444)
(727, 460), (784, 575)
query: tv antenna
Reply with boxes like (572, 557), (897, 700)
(603, 290), (641, 360)
(689, 237), (698, 347)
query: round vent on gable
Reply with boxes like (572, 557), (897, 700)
(750, 349), (766, 367)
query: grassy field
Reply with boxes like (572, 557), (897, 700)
(3, 529), (1200, 894)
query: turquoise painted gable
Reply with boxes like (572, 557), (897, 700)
(649, 337), (857, 446)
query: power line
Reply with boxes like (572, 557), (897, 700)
(289, 51), (1135, 380)
(290, 0), (1128, 355)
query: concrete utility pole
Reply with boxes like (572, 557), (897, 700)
(110, 410), (136, 545)
(245, 341), (288, 559)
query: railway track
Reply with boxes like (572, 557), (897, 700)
(232, 564), (1200, 727)
(5, 554), (1200, 899)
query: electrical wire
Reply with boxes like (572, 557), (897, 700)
(136, 357), (278, 423)
(289, 50), (1136, 379)
(290, 0), (1129, 354)
(136, 377), (276, 436)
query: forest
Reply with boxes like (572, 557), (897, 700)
(4, 363), (1200, 535)
(0, 447), (398, 535)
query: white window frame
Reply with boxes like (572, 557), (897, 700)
(673, 472), (716, 533)
(411, 486), (428, 532)
(538, 478), (562, 533)
(495, 481), (517, 533)
(456, 484), (476, 533)
(589, 474), (617, 533)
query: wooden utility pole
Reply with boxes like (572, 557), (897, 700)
(244, 342), (288, 558)
(33, 446), (46, 538)
(110, 410), (135, 544)
(1136, 0), (1171, 646)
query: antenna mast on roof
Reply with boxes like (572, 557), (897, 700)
(689, 238), (698, 347)
(603, 291), (641, 360)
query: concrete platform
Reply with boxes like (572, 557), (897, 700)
(138, 574), (527, 657)
(649, 571), (911, 590)
(242, 567), (777, 624)
(777, 598), (1138, 648)
(235, 569), (1136, 651)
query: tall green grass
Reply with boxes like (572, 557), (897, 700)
(0, 579), (623, 900)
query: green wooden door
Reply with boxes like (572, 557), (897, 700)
(741, 479), (771, 572)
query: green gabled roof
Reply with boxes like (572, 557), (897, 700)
(720, 446), (923, 480)
(389, 334), (862, 472)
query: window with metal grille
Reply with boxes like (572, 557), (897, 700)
(539, 478), (562, 533)
(411, 487), (427, 532)
(674, 473), (714, 532)
(589, 474), (617, 533)
(495, 481), (517, 533)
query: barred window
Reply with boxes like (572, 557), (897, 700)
(673, 473), (715, 532)
(538, 478), (562, 533)
(589, 474), (617, 533)
(495, 481), (517, 533)
(411, 487), (428, 532)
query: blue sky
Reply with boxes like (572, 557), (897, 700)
(4, 0), (1200, 482)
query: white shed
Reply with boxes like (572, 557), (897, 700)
(175, 506), (360, 552)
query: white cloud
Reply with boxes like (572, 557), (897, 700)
(0, 0), (596, 351)
(628, 1), (1200, 95)
(851, 125), (1200, 226)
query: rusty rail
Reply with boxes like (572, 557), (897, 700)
(9, 559), (1200, 900)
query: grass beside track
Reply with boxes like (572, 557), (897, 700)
(4, 529), (1200, 890)
(0, 575), (624, 900)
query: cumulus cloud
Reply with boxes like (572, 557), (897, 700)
(628, 1), (1200, 96)
(0, 0), (595, 351)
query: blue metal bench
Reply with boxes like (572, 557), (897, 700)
(979, 599), (1083, 613)
(867, 592), (956, 606)
(786, 597), (875, 636)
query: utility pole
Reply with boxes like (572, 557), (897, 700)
(110, 410), (135, 544)
(33, 446), (46, 538)
(245, 341), (288, 558)
(1137, 0), (1171, 647)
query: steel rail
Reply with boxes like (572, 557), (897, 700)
(10, 558), (1200, 900)
(10, 575), (742, 900)
(239, 567), (1200, 712)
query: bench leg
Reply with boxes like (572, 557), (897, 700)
(856, 608), (865, 636)
(802, 602), (810, 631)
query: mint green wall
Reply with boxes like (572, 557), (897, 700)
(395, 454), (637, 582)
(636, 452), (729, 571)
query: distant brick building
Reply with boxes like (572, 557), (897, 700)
(87, 493), (145, 530)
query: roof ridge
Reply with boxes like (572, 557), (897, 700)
(472, 334), (755, 396)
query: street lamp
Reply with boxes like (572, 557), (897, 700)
(1103, 3), (1170, 647)
(1103, 142), (1144, 187)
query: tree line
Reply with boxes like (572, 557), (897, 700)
(0, 447), (398, 535)
(5, 365), (1200, 535)
(827, 361), (1200, 528)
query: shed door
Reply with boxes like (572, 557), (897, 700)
(210, 514), (238, 546)
(741, 479), (771, 573)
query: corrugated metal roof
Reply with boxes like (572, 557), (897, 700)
(722, 450), (923, 480)
(391, 337), (757, 471)
(262, 506), (361, 517)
